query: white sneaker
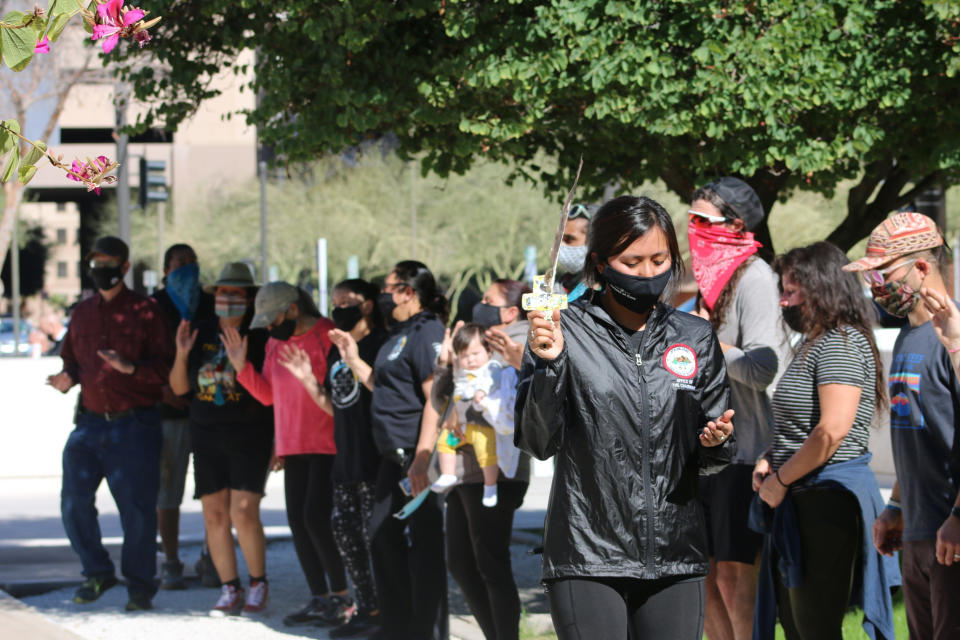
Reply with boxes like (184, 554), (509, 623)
(482, 485), (498, 507)
(210, 584), (245, 617)
(243, 580), (269, 613)
(430, 474), (459, 492)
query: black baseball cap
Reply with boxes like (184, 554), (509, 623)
(85, 236), (129, 263)
(704, 177), (765, 231)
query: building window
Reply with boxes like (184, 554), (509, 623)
(56, 202), (66, 212)
(57, 261), (68, 278)
(56, 228), (67, 244)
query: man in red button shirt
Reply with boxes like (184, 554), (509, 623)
(47, 236), (173, 611)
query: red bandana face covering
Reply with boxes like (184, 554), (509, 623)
(688, 222), (762, 310)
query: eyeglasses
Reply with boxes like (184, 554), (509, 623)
(688, 209), (727, 225)
(861, 258), (919, 288)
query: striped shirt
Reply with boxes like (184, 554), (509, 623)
(770, 326), (876, 470)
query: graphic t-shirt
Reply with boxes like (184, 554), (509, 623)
(889, 318), (960, 541)
(371, 312), (446, 453)
(326, 329), (387, 484)
(188, 316), (271, 429)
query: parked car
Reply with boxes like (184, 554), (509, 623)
(0, 317), (32, 356)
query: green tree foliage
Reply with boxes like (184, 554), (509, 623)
(120, 0), (960, 250)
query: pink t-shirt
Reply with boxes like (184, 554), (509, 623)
(236, 317), (336, 456)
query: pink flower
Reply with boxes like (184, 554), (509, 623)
(133, 29), (151, 48)
(66, 156), (115, 195)
(91, 0), (148, 54)
(34, 36), (50, 54)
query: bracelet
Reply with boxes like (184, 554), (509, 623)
(774, 469), (790, 488)
(951, 506), (960, 520)
(886, 500), (902, 511)
(949, 345), (960, 354)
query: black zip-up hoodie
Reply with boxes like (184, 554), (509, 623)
(516, 291), (735, 581)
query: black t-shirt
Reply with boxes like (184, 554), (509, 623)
(326, 329), (387, 484)
(187, 315), (272, 430)
(371, 312), (446, 454)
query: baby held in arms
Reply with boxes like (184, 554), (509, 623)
(431, 324), (505, 507)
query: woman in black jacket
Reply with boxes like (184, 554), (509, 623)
(516, 195), (735, 640)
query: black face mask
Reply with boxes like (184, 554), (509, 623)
(377, 292), (397, 322)
(782, 304), (805, 334)
(268, 318), (297, 341)
(90, 265), (124, 291)
(601, 265), (672, 314)
(332, 304), (364, 332)
(471, 302), (503, 327)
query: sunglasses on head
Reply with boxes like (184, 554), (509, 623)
(569, 204), (592, 221)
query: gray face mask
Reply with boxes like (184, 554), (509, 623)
(557, 243), (588, 274)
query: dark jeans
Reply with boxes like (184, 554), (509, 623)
(370, 456), (448, 640)
(284, 454), (347, 596)
(446, 482), (527, 640)
(61, 407), (162, 597)
(546, 575), (706, 640)
(774, 487), (861, 640)
(903, 538), (960, 640)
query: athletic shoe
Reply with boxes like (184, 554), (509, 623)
(73, 575), (119, 604)
(124, 592), (153, 611)
(159, 561), (187, 590)
(329, 609), (381, 638)
(195, 550), (221, 588)
(209, 584), (245, 617)
(242, 580), (269, 614)
(283, 596), (332, 627)
(324, 595), (358, 626)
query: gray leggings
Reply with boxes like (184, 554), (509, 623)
(546, 575), (705, 640)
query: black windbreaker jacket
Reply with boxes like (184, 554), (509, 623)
(516, 292), (735, 581)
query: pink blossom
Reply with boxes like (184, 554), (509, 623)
(91, 0), (149, 54)
(66, 156), (114, 194)
(133, 29), (151, 48)
(34, 36), (50, 54)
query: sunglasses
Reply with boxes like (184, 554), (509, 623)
(861, 258), (919, 288)
(569, 204), (592, 221)
(688, 209), (728, 226)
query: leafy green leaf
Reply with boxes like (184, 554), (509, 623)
(18, 163), (37, 185)
(22, 140), (46, 166)
(1, 147), (19, 183)
(1, 20), (35, 70)
(47, 12), (70, 42)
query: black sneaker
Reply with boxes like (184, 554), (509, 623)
(73, 575), (119, 604)
(125, 592), (153, 611)
(324, 595), (358, 627)
(283, 596), (331, 627)
(159, 561), (187, 590)
(329, 609), (380, 638)
(194, 551), (221, 588)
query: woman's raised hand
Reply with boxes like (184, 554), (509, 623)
(920, 287), (960, 352)
(278, 343), (313, 382)
(328, 328), (359, 363)
(175, 319), (198, 355)
(529, 310), (564, 360)
(700, 409), (734, 447)
(221, 325), (248, 372)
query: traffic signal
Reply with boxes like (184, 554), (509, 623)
(138, 158), (168, 208)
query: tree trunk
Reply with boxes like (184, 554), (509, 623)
(0, 180), (24, 297)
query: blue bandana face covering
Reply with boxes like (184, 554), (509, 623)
(166, 263), (200, 320)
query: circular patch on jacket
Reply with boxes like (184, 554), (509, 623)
(663, 343), (697, 379)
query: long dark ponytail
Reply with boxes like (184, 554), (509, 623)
(393, 260), (449, 323)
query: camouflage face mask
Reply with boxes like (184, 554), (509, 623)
(871, 265), (920, 317)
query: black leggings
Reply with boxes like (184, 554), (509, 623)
(331, 481), (377, 612)
(284, 454), (347, 595)
(774, 487), (861, 640)
(446, 482), (527, 640)
(546, 575), (705, 640)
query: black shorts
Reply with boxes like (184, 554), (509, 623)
(191, 423), (273, 498)
(698, 463), (763, 564)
